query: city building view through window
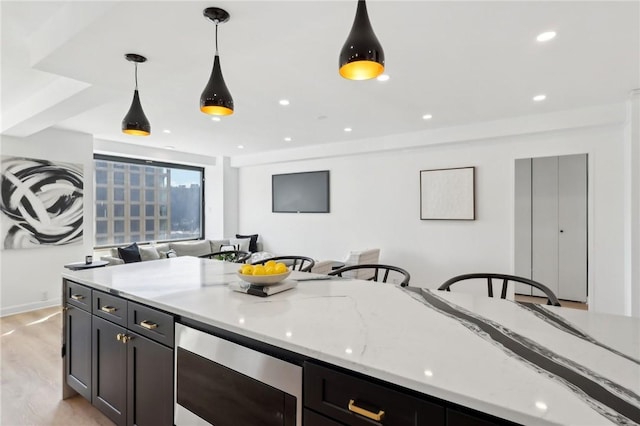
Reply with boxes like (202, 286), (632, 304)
(94, 155), (204, 247)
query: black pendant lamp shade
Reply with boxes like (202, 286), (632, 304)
(122, 54), (151, 136)
(339, 0), (385, 80)
(200, 7), (234, 116)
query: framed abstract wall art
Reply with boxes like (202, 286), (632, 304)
(1, 156), (83, 249)
(420, 167), (475, 220)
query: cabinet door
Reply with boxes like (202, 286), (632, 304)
(65, 306), (92, 400)
(92, 316), (127, 426)
(127, 332), (173, 426)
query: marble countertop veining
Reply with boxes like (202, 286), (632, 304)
(62, 256), (640, 426)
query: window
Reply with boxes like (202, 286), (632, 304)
(94, 155), (204, 247)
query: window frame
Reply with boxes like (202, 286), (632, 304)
(93, 154), (205, 249)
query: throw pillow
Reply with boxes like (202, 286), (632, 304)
(139, 246), (160, 261)
(236, 234), (259, 252)
(229, 237), (250, 252)
(165, 249), (177, 258)
(118, 243), (141, 263)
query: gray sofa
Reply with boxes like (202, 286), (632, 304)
(101, 238), (263, 266)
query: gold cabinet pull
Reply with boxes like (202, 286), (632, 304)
(140, 320), (158, 330)
(116, 333), (125, 341)
(70, 294), (84, 301)
(121, 335), (132, 343)
(100, 306), (116, 313)
(348, 399), (385, 422)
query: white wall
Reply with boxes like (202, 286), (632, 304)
(0, 129), (94, 316)
(238, 120), (627, 315)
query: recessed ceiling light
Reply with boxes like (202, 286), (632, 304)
(279, 99), (290, 106)
(284, 137), (292, 142)
(377, 74), (390, 82)
(536, 31), (556, 42)
(237, 145), (244, 149)
(164, 145), (175, 150)
(211, 117), (221, 122)
(162, 129), (171, 134)
(533, 94), (547, 102)
(344, 127), (352, 132)
(422, 114), (433, 120)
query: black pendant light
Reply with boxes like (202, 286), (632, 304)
(339, 0), (385, 80)
(200, 7), (234, 116)
(122, 53), (151, 136)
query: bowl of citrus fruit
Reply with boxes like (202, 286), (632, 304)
(237, 260), (291, 286)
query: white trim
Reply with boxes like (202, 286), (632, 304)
(1, 298), (62, 318)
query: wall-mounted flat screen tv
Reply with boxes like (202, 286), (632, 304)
(272, 171), (330, 213)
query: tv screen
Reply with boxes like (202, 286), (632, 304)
(272, 171), (330, 213)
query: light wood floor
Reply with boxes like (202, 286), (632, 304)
(1, 306), (111, 426)
(514, 294), (588, 310)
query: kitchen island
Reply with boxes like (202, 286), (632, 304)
(62, 256), (640, 426)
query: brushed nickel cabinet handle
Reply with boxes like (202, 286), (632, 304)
(100, 306), (116, 313)
(140, 320), (158, 330)
(348, 399), (385, 422)
(70, 294), (84, 301)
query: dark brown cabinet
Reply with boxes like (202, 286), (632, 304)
(92, 316), (127, 425)
(63, 281), (174, 426)
(304, 362), (516, 426)
(304, 362), (444, 426)
(127, 330), (173, 426)
(91, 293), (174, 426)
(65, 304), (92, 400)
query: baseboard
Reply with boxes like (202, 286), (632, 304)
(1, 298), (62, 317)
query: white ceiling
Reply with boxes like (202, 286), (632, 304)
(2, 1), (639, 159)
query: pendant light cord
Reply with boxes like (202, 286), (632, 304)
(215, 21), (219, 54)
(134, 62), (139, 90)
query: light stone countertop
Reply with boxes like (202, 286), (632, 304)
(62, 256), (640, 426)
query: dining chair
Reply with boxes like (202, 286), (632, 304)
(329, 264), (411, 286)
(438, 273), (561, 306)
(199, 250), (251, 263)
(310, 260), (334, 275)
(252, 255), (315, 272)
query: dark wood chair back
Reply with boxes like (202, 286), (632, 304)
(438, 273), (561, 306)
(199, 250), (251, 263)
(328, 264), (411, 286)
(252, 256), (315, 272)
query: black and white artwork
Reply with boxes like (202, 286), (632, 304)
(1, 156), (83, 249)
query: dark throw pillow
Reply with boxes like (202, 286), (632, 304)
(236, 234), (259, 252)
(118, 242), (142, 264)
